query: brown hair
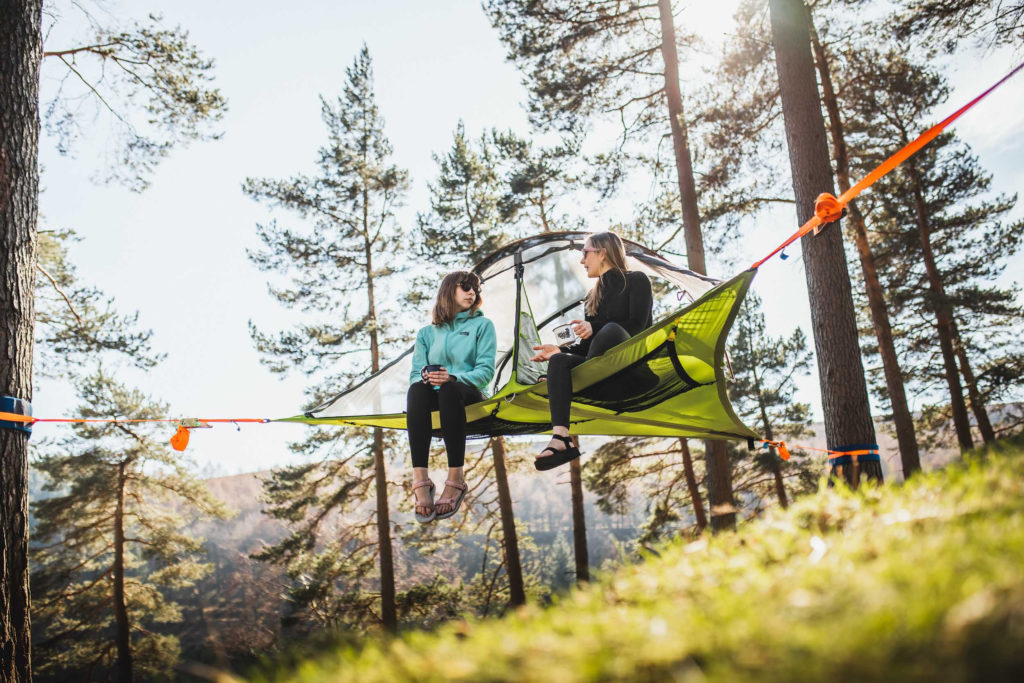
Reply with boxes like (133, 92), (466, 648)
(432, 271), (482, 325)
(583, 232), (629, 316)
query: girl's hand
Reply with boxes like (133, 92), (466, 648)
(427, 368), (450, 385)
(530, 344), (560, 362)
(572, 320), (593, 339)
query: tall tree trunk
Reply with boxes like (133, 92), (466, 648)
(678, 439), (707, 532)
(364, 239), (396, 630)
(113, 462), (134, 683)
(490, 436), (525, 606)
(755, 394), (789, 509)
(658, 0), (736, 531)
(568, 453), (589, 583)
(905, 162), (974, 451)
(658, 0), (703, 270)
(0, 1), (41, 680)
(808, 21), (921, 478)
(768, 0), (878, 480)
(950, 319), (996, 443)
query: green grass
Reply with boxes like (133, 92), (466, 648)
(251, 437), (1024, 682)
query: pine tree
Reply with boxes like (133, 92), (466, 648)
(30, 372), (229, 682)
(243, 45), (408, 631)
(3, 4), (223, 675)
(40, 3), (226, 191)
(584, 437), (695, 544)
(767, 0), (879, 482)
(411, 122), (529, 607)
(841, 49), (1024, 447)
(699, 0), (925, 477)
(35, 229), (162, 375)
(417, 121), (512, 265)
(485, 0), (739, 530)
(727, 292), (815, 507)
(1, 3), (43, 678)
(799, 6), (924, 477)
(894, 0), (1024, 52)
(491, 130), (584, 234)
(489, 131), (597, 578)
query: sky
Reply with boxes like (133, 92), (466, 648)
(33, 0), (1024, 474)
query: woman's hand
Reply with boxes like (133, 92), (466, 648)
(530, 344), (560, 362)
(572, 320), (593, 339)
(426, 368), (450, 386)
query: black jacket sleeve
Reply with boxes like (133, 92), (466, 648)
(623, 271), (653, 336)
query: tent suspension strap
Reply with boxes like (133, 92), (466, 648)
(0, 411), (271, 453)
(751, 61), (1024, 270)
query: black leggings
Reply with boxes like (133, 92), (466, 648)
(407, 380), (483, 469)
(547, 322), (630, 428)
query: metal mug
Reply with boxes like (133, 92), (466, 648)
(553, 323), (578, 347)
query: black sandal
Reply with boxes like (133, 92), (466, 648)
(535, 434), (581, 471)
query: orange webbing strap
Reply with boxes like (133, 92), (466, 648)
(0, 412), (271, 452)
(751, 61), (1024, 270)
(0, 413), (270, 425)
(760, 440), (878, 461)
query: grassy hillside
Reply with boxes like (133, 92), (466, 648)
(249, 437), (1024, 682)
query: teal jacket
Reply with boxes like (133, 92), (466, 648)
(410, 310), (497, 395)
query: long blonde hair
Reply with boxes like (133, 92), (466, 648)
(583, 232), (629, 316)
(432, 271), (482, 325)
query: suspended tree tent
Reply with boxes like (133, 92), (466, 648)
(285, 232), (759, 442)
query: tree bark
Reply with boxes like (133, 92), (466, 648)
(678, 439), (707, 532)
(364, 232), (396, 630)
(113, 462), (134, 683)
(569, 449), (589, 583)
(658, 0), (704, 271)
(768, 0), (878, 477)
(905, 162), (974, 451)
(755, 390), (789, 508)
(808, 20), (921, 478)
(951, 319), (996, 443)
(490, 436), (525, 606)
(658, 0), (736, 530)
(0, 1), (41, 680)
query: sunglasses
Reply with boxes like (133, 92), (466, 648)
(458, 280), (480, 293)
(581, 247), (602, 255)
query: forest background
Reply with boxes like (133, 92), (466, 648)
(37, 0), (1022, 474)
(11, 0), (1024, 680)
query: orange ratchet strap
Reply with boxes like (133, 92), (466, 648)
(752, 61), (1024, 270)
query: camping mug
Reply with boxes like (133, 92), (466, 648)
(553, 323), (578, 347)
(421, 364), (444, 383)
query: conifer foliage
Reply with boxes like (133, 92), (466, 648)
(417, 121), (510, 266)
(486, 0), (739, 532)
(30, 373), (229, 682)
(727, 292), (815, 508)
(841, 50), (1024, 446)
(243, 45), (409, 630)
(767, 0), (878, 474)
(35, 230), (161, 375)
(414, 122), (530, 608)
(40, 1), (227, 191)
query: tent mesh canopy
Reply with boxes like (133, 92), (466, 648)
(285, 232), (759, 442)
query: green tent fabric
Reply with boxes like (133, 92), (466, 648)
(283, 232), (758, 442)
